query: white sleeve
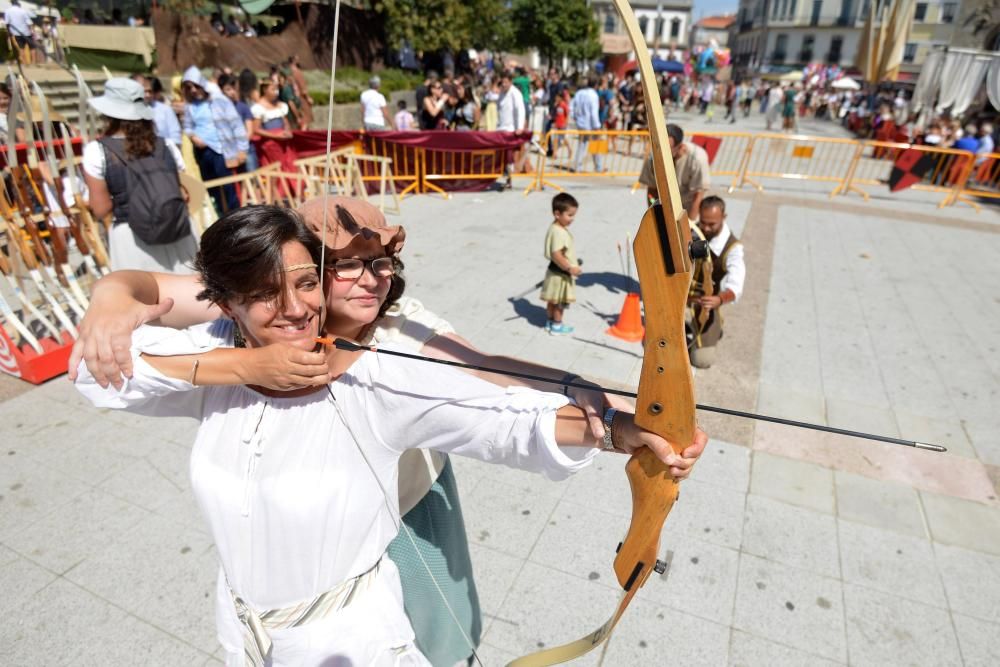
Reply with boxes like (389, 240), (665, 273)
(720, 243), (745, 303)
(73, 320), (232, 418)
(341, 344), (598, 481)
(81, 141), (106, 179)
(164, 139), (185, 172)
(372, 297), (455, 346)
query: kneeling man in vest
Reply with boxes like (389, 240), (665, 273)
(687, 195), (745, 369)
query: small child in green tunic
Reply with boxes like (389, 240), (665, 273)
(541, 192), (582, 335)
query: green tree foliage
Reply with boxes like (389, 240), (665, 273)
(377, 0), (513, 53)
(470, 0), (515, 52)
(511, 0), (601, 63)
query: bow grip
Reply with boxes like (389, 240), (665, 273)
(612, 203), (696, 592)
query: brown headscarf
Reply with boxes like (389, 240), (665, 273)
(296, 196), (405, 256)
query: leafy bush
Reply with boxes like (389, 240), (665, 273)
(304, 67), (422, 106)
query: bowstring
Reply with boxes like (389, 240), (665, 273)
(318, 0), (343, 335)
(319, 5), (483, 664)
(326, 387), (484, 667)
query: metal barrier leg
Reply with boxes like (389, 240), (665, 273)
(831, 143), (865, 199)
(523, 152), (546, 195)
(939, 159), (979, 211)
(417, 150), (450, 199)
(728, 136), (756, 193)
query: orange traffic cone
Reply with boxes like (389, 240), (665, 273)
(606, 292), (645, 342)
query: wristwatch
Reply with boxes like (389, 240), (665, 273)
(602, 408), (619, 451)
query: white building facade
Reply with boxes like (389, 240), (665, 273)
(731, 0), (962, 77)
(594, 0), (694, 59)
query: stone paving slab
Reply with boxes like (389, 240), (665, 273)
(3, 185), (1000, 665)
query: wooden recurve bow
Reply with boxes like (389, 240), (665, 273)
(31, 80), (104, 283)
(506, 2), (703, 664)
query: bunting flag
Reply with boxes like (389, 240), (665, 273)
(888, 149), (937, 192)
(690, 135), (722, 164)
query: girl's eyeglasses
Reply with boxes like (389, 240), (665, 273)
(327, 257), (395, 280)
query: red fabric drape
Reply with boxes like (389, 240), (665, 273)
(289, 129), (531, 153)
(287, 130), (533, 192)
(255, 138), (300, 197)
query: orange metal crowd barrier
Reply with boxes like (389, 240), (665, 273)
(839, 141), (975, 208)
(364, 136), (423, 196)
(423, 147), (507, 195)
(197, 130), (993, 214)
(526, 128), (988, 210)
(734, 134), (861, 193)
(527, 130), (650, 194)
(953, 152), (1000, 211)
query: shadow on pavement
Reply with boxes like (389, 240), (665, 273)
(576, 271), (639, 295)
(570, 335), (643, 359)
(506, 296), (548, 327)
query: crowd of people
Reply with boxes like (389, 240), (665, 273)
(2, 0), (64, 66)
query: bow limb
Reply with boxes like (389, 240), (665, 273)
(31, 81), (103, 281)
(617, 0), (697, 603)
(692, 235), (715, 348)
(507, 3), (696, 665)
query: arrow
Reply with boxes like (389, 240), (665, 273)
(320, 337), (947, 453)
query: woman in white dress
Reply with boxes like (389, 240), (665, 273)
(73, 204), (707, 666)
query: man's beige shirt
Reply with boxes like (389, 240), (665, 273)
(639, 142), (712, 213)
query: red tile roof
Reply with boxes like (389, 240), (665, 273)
(697, 15), (736, 29)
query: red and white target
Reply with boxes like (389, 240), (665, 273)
(0, 329), (23, 378)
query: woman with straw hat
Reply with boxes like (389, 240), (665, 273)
(82, 77), (197, 273)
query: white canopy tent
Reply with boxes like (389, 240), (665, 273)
(831, 78), (862, 90)
(912, 46), (1000, 116)
(0, 1), (60, 18)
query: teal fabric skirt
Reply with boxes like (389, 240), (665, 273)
(387, 457), (482, 666)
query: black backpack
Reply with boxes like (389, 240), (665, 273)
(100, 137), (191, 245)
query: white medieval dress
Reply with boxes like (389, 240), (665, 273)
(74, 319), (597, 666)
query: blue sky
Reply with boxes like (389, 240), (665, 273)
(693, 0), (739, 19)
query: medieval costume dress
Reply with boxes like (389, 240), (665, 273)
(75, 319), (596, 666)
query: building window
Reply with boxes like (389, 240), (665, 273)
(639, 15), (649, 39)
(655, 17), (665, 40)
(811, 0), (822, 25)
(670, 18), (681, 38)
(774, 33), (788, 62)
(914, 3), (927, 21)
(790, 0), (798, 18)
(801, 35), (815, 62)
(604, 13), (616, 33)
(828, 36), (843, 63)
(941, 2), (956, 22)
(903, 43), (917, 62)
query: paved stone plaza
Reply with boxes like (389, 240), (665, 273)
(3, 121), (1000, 665)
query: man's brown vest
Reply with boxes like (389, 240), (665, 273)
(690, 231), (741, 348)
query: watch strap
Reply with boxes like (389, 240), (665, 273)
(602, 408), (619, 451)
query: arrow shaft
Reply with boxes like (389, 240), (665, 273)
(325, 338), (945, 453)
